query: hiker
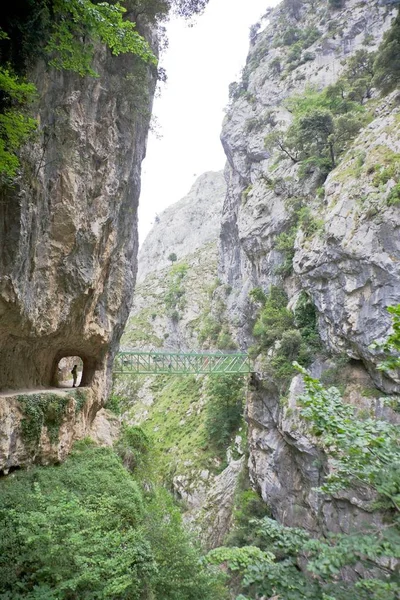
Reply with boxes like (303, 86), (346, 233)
(71, 364), (78, 387)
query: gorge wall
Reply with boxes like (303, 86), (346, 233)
(218, 0), (400, 536)
(0, 13), (157, 470)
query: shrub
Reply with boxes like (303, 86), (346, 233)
(374, 13), (400, 95)
(0, 442), (226, 600)
(387, 182), (400, 206)
(205, 374), (245, 456)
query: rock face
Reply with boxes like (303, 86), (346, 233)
(294, 92), (400, 389)
(0, 30), (156, 467)
(124, 171), (226, 350)
(0, 388), (97, 473)
(218, 0), (400, 536)
(138, 171), (226, 282)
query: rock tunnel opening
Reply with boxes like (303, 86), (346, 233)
(53, 354), (99, 389)
(56, 356), (84, 388)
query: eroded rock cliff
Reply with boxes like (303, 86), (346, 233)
(218, 0), (400, 537)
(0, 24), (157, 469)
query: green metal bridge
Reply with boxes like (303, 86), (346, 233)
(114, 350), (252, 375)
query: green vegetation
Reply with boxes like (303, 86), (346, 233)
(205, 375), (245, 458)
(250, 287), (321, 390)
(122, 306), (164, 347)
(164, 262), (189, 320)
(17, 389), (88, 449)
(125, 375), (216, 481)
(373, 303), (400, 371)
(388, 182), (400, 205)
(196, 281), (237, 350)
(264, 9), (400, 183)
(373, 13), (400, 95)
(0, 66), (37, 178)
(206, 366), (400, 600)
(198, 314), (237, 350)
(0, 0), (210, 180)
(265, 81), (368, 180)
(274, 197), (324, 277)
(0, 1), (157, 180)
(0, 440), (225, 599)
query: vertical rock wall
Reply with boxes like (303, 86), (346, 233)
(218, 0), (400, 535)
(0, 42), (157, 400)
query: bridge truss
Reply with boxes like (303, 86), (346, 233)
(114, 350), (252, 376)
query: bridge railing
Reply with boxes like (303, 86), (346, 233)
(114, 350), (252, 375)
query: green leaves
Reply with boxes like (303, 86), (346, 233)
(0, 443), (226, 599)
(205, 374), (245, 456)
(0, 66), (37, 178)
(46, 0), (156, 77)
(294, 363), (400, 510)
(373, 13), (400, 95)
(0, 1), (158, 179)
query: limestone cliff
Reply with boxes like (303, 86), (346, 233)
(0, 23), (157, 469)
(218, 0), (400, 537)
(124, 171), (226, 350)
(138, 170), (226, 283)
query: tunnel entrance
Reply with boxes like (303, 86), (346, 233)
(56, 356), (83, 388)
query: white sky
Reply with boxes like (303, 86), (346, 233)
(138, 0), (280, 244)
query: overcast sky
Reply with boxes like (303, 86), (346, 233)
(138, 0), (279, 244)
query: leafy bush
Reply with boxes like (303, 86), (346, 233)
(0, 442), (226, 599)
(205, 374), (245, 456)
(252, 288), (321, 390)
(387, 182), (400, 206)
(374, 13), (400, 95)
(0, 66), (37, 178)
(207, 366), (400, 600)
(164, 262), (189, 316)
(252, 286), (294, 349)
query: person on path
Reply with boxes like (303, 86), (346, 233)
(71, 365), (78, 388)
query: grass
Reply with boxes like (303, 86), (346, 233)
(129, 375), (223, 484)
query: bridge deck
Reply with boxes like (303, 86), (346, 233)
(114, 351), (252, 375)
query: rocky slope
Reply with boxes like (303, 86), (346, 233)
(218, 0), (400, 536)
(138, 170), (226, 282)
(0, 23), (157, 470)
(124, 171), (226, 350)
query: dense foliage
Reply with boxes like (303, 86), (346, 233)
(205, 374), (245, 457)
(373, 12), (400, 95)
(373, 303), (400, 372)
(207, 366), (400, 600)
(0, 439), (226, 599)
(250, 287), (321, 390)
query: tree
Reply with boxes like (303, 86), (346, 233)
(168, 252), (177, 264)
(374, 13), (400, 95)
(0, 442), (226, 599)
(343, 49), (376, 103)
(266, 85), (365, 178)
(205, 374), (245, 455)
